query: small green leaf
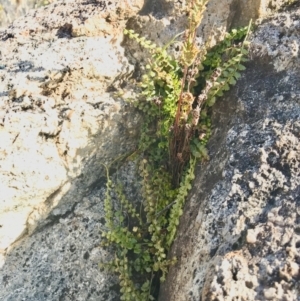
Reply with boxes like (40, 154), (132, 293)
(194, 138), (202, 149)
(199, 145), (209, 160)
(222, 70), (228, 77)
(150, 71), (156, 77)
(241, 48), (249, 55)
(191, 147), (202, 158)
(207, 96), (216, 107)
(216, 90), (224, 97)
(229, 77), (236, 85)
(237, 64), (246, 70)
(234, 71), (241, 79)
(232, 56), (242, 62)
(240, 57), (249, 62)
(223, 83), (230, 91)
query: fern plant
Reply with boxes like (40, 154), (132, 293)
(124, 28), (182, 164)
(101, 1), (252, 300)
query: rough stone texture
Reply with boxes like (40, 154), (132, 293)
(0, 190), (120, 301)
(251, 2), (300, 72)
(0, 161), (141, 301)
(124, 0), (294, 68)
(0, 0), (144, 255)
(0, 0), (298, 300)
(231, 0), (297, 27)
(125, 0), (244, 64)
(0, 0), (57, 29)
(0, 0), (279, 262)
(159, 3), (300, 301)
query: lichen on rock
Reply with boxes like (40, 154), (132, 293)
(158, 5), (300, 301)
(1, 0), (299, 300)
(0, 0), (143, 257)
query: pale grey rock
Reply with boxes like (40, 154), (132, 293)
(0, 0), (299, 301)
(0, 160), (141, 301)
(0, 0), (146, 253)
(0, 0), (58, 29)
(124, 0), (294, 67)
(0, 1), (144, 300)
(252, 4), (300, 71)
(0, 0), (277, 258)
(0, 190), (119, 301)
(159, 4), (300, 301)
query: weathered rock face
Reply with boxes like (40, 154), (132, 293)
(124, 0), (295, 80)
(0, 1), (147, 298)
(0, 0), (145, 255)
(0, 0), (277, 266)
(159, 3), (300, 301)
(0, 0), (57, 29)
(0, 0), (298, 300)
(0, 161), (140, 301)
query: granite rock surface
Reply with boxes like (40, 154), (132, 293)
(0, 0), (271, 264)
(0, 161), (140, 301)
(159, 3), (300, 301)
(0, 0), (144, 254)
(0, 0), (298, 300)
